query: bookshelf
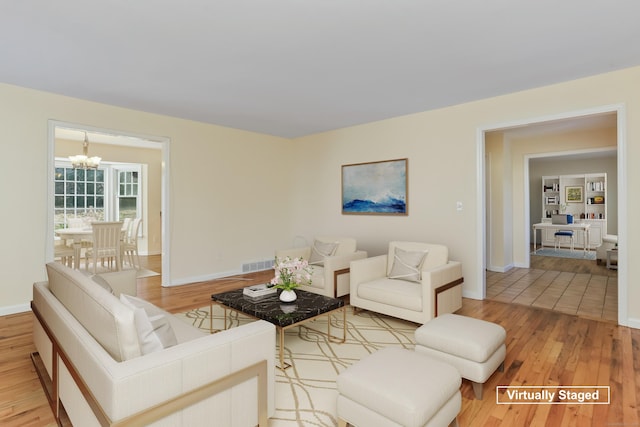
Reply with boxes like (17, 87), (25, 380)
(540, 173), (607, 248)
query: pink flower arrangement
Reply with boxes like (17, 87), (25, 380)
(271, 256), (313, 291)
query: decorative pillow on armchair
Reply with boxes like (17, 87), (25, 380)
(308, 240), (339, 266)
(388, 247), (428, 282)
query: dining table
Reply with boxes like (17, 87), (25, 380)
(55, 227), (93, 269)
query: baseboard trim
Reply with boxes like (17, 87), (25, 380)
(0, 303), (31, 316)
(623, 317), (640, 329)
(487, 264), (515, 273)
(166, 269), (243, 287)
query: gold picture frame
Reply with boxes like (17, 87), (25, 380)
(565, 186), (583, 203)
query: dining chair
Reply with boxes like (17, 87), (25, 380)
(67, 217), (94, 266)
(121, 217), (132, 234)
(122, 218), (142, 269)
(54, 238), (75, 267)
(86, 221), (123, 273)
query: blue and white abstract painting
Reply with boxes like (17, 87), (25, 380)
(342, 158), (407, 215)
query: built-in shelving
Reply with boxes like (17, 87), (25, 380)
(540, 173), (607, 248)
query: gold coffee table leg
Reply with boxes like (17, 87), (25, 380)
(277, 327), (291, 370)
(327, 306), (346, 343)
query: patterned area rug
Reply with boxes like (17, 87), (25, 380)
(175, 305), (418, 427)
(532, 248), (596, 260)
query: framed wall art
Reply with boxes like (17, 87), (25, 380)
(342, 158), (408, 215)
(566, 185), (583, 203)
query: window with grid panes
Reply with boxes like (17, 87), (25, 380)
(117, 170), (139, 221)
(54, 167), (105, 229)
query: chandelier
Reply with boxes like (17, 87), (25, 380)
(69, 132), (101, 169)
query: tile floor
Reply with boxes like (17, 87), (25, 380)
(486, 266), (617, 322)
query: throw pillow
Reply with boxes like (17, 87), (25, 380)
(91, 274), (114, 294)
(388, 247), (428, 282)
(119, 294), (178, 355)
(308, 240), (339, 266)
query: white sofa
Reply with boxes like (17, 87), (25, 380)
(275, 236), (367, 298)
(350, 241), (463, 324)
(32, 262), (275, 426)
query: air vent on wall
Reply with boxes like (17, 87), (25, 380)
(241, 258), (275, 273)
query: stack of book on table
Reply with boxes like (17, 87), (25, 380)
(243, 283), (277, 299)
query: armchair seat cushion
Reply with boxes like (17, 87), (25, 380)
(306, 266), (326, 290)
(357, 278), (422, 312)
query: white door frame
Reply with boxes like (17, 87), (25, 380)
(46, 120), (171, 285)
(477, 104), (628, 326)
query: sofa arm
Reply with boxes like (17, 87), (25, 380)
(275, 246), (311, 260)
(94, 269), (138, 297)
(92, 320), (276, 425)
(109, 320), (276, 425)
(350, 255), (388, 291)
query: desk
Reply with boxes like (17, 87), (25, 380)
(532, 222), (591, 257)
(55, 228), (92, 269)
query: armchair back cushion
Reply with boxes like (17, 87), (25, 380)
(387, 241), (448, 274)
(309, 240), (339, 265)
(314, 236), (357, 256)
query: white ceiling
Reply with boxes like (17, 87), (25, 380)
(2, 1), (640, 138)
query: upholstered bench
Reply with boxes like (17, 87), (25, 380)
(337, 347), (461, 427)
(415, 314), (506, 400)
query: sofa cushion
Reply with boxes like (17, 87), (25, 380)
(120, 294), (178, 354)
(45, 262), (141, 362)
(388, 247), (428, 282)
(91, 274), (114, 294)
(120, 294), (178, 355)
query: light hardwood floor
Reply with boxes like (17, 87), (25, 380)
(1, 255), (638, 426)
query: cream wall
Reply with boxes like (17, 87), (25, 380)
(289, 66), (637, 327)
(55, 139), (163, 255)
(0, 82), (293, 314)
(1, 66), (638, 327)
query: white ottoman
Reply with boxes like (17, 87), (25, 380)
(415, 314), (506, 400)
(337, 347), (461, 427)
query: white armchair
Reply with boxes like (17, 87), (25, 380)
(349, 241), (463, 324)
(275, 237), (367, 298)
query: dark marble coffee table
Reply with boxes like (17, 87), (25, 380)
(211, 288), (346, 369)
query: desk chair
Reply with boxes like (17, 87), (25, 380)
(554, 230), (574, 251)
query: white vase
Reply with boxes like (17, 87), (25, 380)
(279, 289), (297, 303)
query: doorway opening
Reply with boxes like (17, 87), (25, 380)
(479, 105), (627, 325)
(46, 121), (171, 284)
